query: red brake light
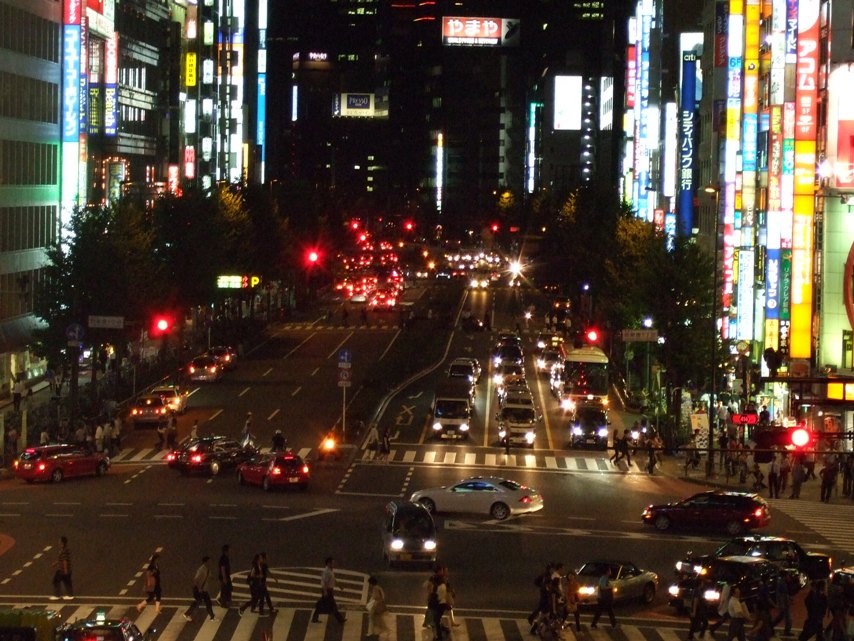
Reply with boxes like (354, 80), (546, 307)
(167, 453), (175, 461)
(271, 466), (282, 476)
(208, 366), (217, 373)
(188, 366), (195, 374)
(754, 508), (764, 517)
(38, 463), (46, 471)
(224, 354), (231, 361)
(13, 461), (18, 469)
(302, 465), (309, 474)
(519, 496), (532, 504)
(191, 454), (202, 463)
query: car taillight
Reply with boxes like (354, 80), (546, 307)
(13, 461), (18, 469)
(188, 366), (196, 374)
(271, 466), (282, 476)
(302, 465), (309, 474)
(519, 496), (532, 503)
(754, 508), (765, 517)
(160, 408), (167, 414)
(38, 463), (46, 471)
(208, 366), (217, 373)
(191, 454), (202, 463)
(224, 354), (231, 361)
(132, 409), (139, 415)
(167, 453), (175, 461)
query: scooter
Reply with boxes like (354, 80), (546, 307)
(316, 431), (341, 461)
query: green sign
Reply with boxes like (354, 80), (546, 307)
(779, 249), (792, 321)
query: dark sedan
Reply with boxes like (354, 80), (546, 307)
(167, 436), (256, 475)
(668, 555), (781, 613)
(642, 490), (770, 536)
(568, 406), (610, 449)
(675, 536), (831, 588)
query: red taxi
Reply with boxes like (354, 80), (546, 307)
(237, 452), (310, 491)
(14, 444), (110, 483)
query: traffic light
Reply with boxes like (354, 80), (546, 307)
(403, 220), (414, 232)
(585, 328), (599, 343)
(150, 313), (175, 337)
(490, 223), (500, 233)
(306, 249), (320, 266)
(790, 427), (811, 449)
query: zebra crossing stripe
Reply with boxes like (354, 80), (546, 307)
(657, 627), (684, 641)
(157, 608), (190, 641)
(402, 451), (416, 463)
(622, 623), (648, 641)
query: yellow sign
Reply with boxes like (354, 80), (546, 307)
(186, 52), (197, 87)
(827, 382), (854, 401)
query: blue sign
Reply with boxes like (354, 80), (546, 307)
(346, 94), (371, 110)
(338, 349), (352, 365)
(65, 322), (85, 342)
(62, 25), (81, 143)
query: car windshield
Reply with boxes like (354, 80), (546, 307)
(498, 346), (522, 359)
(715, 540), (754, 556)
(59, 628), (130, 641)
(435, 400), (469, 418)
(448, 365), (472, 378)
(19, 449), (48, 461)
(275, 457), (303, 469)
(576, 412), (606, 427)
(502, 365), (524, 377)
(577, 562), (615, 577)
(393, 510), (434, 537)
(501, 407), (536, 422)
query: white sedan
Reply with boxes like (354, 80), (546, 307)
(410, 476), (543, 521)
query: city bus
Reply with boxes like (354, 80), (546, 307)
(549, 345), (610, 412)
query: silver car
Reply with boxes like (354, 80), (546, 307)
(410, 476), (543, 521)
(575, 560), (659, 605)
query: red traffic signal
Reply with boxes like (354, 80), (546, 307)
(790, 427), (810, 448)
(585, 329), (599, 343)
(491, 223), (500, 233)
(403, 220), (414, 231)
(151, 314), (175, 337)
(306, 249), (320, 265)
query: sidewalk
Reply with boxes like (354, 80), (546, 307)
(653, 449), (839, 504)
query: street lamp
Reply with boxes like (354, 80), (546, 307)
(704, 184), (721, 478)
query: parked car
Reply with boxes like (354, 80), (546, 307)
(167, 436), (255, 475)
(642, 491), (770, 536)
(237, 451), (310, 491)
(129, 394), (172, 428)
(14, 445), (110, 483)
(574, 560), (659, 605)
(411, 476), (543, 521)
(381, 500), (438, 567)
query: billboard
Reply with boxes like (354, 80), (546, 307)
(104, 31), (117, 136)
(827, 65), (854, 189)
(678, 53), (697, 236)
(442, 17), (519, 47)
(553, 76), (581, 131)
(338, 93), (376, 118)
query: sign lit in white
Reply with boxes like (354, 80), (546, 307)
(62, 25), (81, 143)
(553, 76), (581, 131)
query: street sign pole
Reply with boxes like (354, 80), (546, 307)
(338, 349), (352, 441)
(342, 385), (346, 441)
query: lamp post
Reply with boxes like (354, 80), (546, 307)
(704, 184), (721, 478)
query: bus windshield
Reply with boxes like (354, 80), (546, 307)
(563, 362), (609, 397)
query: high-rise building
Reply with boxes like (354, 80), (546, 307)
(0, 0), (62, 393)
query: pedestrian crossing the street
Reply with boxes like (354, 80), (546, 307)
(768, 497), (854, 555)
(357, 449), (645, 473)
(0, 602), (711, 641)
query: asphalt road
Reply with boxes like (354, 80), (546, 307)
(0, 281), (848, 632)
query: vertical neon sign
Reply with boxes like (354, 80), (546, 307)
(678, 53), (696, 237)
(62, 0), (82, 225)
(104, 31), (118, 135)
(789, 0), (819, 359)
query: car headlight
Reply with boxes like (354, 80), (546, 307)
(561, 399), (575, 411)
(537, 359), (545, 369)
(470, 279), (479, 288)
(525, 431), (535, 444)
(459, 423), (469, 432)
(480, 280), (488, 288)
(572, 426), (583, 436)
(631, 430), (640, 440)
(704, 589), (720, 601)
(390, 539), (404, 551)
(493, 357), (501, 366)
(423, 540), (437, 551)
(668, 585), (681, 597)
(597, 427), (609, 437)
(675, 561), (685, 572)
(493, 374), (503, 385)
(432, 422), (443, 431)
(579, 586), (595, 596)
(537, 340), (546, 349)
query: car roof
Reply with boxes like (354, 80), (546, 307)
(136, 395), (166, 402)
(715, 555), (771, 565)
(151, 386), (179, 394)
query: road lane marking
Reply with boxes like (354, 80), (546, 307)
(378, 329), (401, 361)
(311, 367), (320, 376)
(99, 514), (129, 518)
(238, 386), (251, 397)
(53, 502), (80, 505)
(327, 332), (354, 359)
(277, 508), (339, 522)
(399, 466), (415, 499)
(44, 514), (73, 517)
(267, 409), (280, 421)
(402, 451), (416, 463)
(284, 332), (317, 360)
(291, 386), (301, 397)
(158, 502), (185, 506)
(153, 514), (182, 519)
(262, 367), (273, 377)
(105, 502), (132, 506)
(209, 516), (237, 520)
(533, 362), (554, 450)
(209, 409), (223, 421)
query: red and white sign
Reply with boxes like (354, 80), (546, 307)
(732, 413), (759, 425)
(442, 16), (519, 47)
(795, 0), (819, 141)
(183, 145), (196, 179)
(828, 65), (854, 189)
(64, 0), (82, 25)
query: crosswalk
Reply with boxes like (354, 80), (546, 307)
(0, 602), (704, 641)
(110, 446), (643, 474)
(356, 449), (645, 473)
(768, 497), (854, 555)
(110, 448), (315, 465)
